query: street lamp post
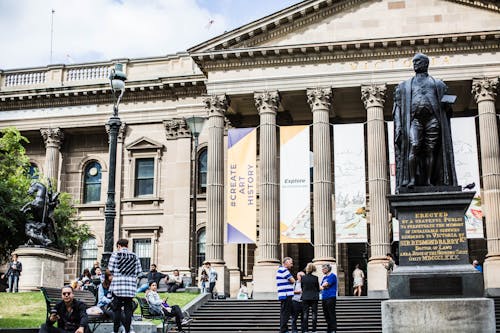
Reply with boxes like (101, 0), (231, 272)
(101, 63), (127, 269)
(185, 116), (207, 282)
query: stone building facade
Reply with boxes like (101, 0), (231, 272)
(1, 0), (499, 298)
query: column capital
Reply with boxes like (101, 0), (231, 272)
(361, 84), (387, 109)
(163, 118), (191, 140)
(307, 87), (333, 111)
(40, 128), (64, 149)
(254, 91), (280, 115)
(204, 94), (230, 118)
(472, 77), (498, 103)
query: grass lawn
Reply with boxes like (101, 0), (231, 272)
(0, 291), (198, 328)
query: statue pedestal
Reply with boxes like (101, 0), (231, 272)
(388, 190), (483, 298)
(15, 246), (67, 291)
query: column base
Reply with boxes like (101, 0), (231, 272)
(228, 266), (241, 298)
(15, 246), (67, 291)
(252, 262), (279, 299)
(382, 298), (495, 332)
(484, 255), (500, 295)
(212, 263), (229, 297)
(367, 257), (389, 298)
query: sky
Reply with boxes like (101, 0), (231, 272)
(0, 0), (302, 70)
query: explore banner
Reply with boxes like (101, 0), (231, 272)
(451, 117), (484, 239)
(280, 125), (311, 243)
(334, 124), (367, 243)
(227, 128), (257, 244)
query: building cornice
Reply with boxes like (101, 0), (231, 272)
(0, 75), (207, 111)
(191, 30), (500, 73)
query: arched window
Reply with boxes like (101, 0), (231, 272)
(198, 148), (207, 194)
(28, 163), (39, 179)
(80, 237), (97, 274)
(196, 228), (206, 268)
(83, 161), (102, 203)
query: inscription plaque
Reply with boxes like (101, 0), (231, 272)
(398, 210), (468, 266)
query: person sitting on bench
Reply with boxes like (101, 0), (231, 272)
(146, 281), (190, 333)
(39, 285), (89, 333)
(165, 269), (183, 293)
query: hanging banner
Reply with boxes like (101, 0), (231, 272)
(387, 121), (399, 241)
(334, 124), (367, 243)
(451, 117), (484, 239)
(280, 125), (311, 243)
(227, 128), (257, 243)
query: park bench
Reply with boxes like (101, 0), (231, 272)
(40, 286), (113, 333)
(135, 297), (192, 333)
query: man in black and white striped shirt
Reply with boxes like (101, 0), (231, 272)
(109, 238), (142, 333)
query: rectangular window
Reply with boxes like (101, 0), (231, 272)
(133, 238), (151, 272)
(80, 238), (97, 274)
(135, 158), (154, 196)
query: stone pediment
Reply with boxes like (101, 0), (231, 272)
(126, 137), (164, 151)
(189, 0), (500, 53)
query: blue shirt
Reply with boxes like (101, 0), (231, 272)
(321, 272), (337, 300)
(276, 266), (294, 300)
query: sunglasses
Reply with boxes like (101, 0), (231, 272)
(62, 292), (72, 296)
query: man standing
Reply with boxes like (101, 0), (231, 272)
(320, 263), (337, 333)
(136, 264), (167, 293)
(38, 286), (88, 333)
(276, 257), (295, 333)
(109, 239), (142, 333)
(393, 52), (457, 192)
(1, 253), (22, 293)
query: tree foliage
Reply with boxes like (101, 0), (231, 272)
(0, 127), (91, 261)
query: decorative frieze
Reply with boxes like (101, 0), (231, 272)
(361, 84), (387, 109)
(163, 118), (191, 140)
(472, 77), (499, 103)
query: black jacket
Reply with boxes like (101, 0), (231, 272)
(5, 261), (22, 277)
(47, 299), (88, 331)
(301, 273), (320, 301)
(139, 270), (167, 285)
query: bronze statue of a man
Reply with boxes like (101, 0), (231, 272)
(393, 53), (457, 192)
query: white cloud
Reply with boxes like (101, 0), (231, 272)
(0, 0), (230, 70)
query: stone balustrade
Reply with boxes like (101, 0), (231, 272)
(66, 66), (110, 81)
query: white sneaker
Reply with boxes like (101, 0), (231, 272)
(181, 317), (193, 325)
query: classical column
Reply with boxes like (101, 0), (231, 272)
(204, 94), (229, 265)
(306, 88), (335, 264)
(40, 128), (64, 185)
(472, 77), (500, 295)
(252, 91), (281, 299)
(361, 84), (391, 298)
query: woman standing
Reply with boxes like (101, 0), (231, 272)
(301, 263), (319, 333)
(352, 264), (365, 296)
(1, 254), (22, 293)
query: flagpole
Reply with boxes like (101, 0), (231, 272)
(50, 9), (55, 64)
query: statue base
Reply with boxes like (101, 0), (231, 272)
(388, 190), (481, 298)
(14, 246), (67, 291)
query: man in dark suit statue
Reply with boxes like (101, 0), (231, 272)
(393, 53), (457, 192)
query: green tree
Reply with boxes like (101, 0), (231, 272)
(0, 127), (91, 261)
(0, 127), (31, 261)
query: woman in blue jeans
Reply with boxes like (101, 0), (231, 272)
(1, 254), (22, 292)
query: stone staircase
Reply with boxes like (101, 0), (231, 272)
(188, 297), (384, 333)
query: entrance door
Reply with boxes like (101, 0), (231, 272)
(347, 243), (368, 296)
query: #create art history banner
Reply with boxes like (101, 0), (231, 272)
(334, 124), (367, 243)
(227, 128), (257, 244)
(280, 126), (311, 243)
(451, 117), (484, 239)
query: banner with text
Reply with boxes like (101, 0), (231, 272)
(227, 128), (257, 243)
(280, 126), (311, 243)
(387, 121), (400, 241)
(334, 124), (367, 243)
(451, 117), (484, 239)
